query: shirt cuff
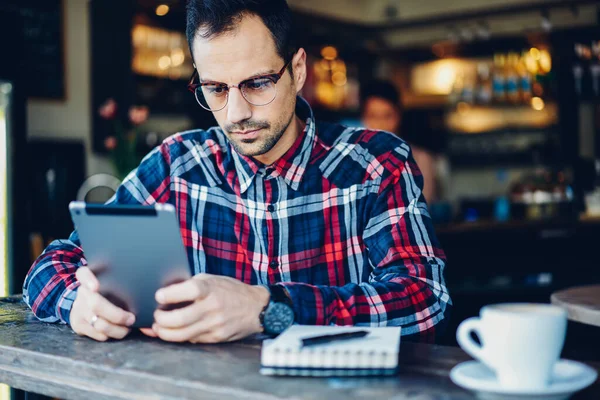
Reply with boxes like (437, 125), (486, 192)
(274, 282), (323, 325)
(56, 281), (80, 326)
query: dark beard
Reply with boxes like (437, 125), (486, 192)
(229, 111), (295, 157)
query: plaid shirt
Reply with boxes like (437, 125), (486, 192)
(23, 97), (451, 341)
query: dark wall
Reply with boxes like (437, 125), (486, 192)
(90, 0), (135, 154)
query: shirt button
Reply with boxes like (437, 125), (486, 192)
(269, 260), (279, 269)
(267, 204), (275, 212)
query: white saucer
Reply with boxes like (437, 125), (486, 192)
(450, 359), (598, 400)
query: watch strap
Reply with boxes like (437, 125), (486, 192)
(267, 284), (293, 307)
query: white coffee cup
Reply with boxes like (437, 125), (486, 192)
(456, 303), (567, 391)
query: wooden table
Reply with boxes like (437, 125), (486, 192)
(552, 285), (600, 327)
(0, 297), (597, 400)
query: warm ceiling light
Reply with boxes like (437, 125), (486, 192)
(330, 60), (346, 73)
(156, 4), (170, 17)
(170, 48), (185, 66)
(331, 71), (347, 86)
(158, 55), (172, 70)
(411, 59), (464, 95)
(321, 46), (338, 61)
(539, 50), (552, 73)
(531, 97), (545, 111)
(529, 47), (541, 60)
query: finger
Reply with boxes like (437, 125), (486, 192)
(154, 300), (206, 329)
(153, 318), (214, 343)
(75, 267), (99, 292)
(155, 278), (209, 305)
(140, 328), (157, 338)
(188, 330), (239, 344)
(186, 316), (236, 343)
(77, 320), (109, 342)
(87, 292), (135, 327)
(91, 315), (131, 340)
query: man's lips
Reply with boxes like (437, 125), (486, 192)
(231, 128), (261, 134)
(230, 128), (262, 139)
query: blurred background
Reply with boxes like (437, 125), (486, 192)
(1, 0), (600, 378)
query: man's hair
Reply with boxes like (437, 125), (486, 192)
(360, 80), (403, 114)
(186, 0), (296, 65)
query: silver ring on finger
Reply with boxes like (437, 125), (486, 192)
(90, 314), (99, 329)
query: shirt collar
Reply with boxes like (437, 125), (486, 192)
(231, 96), (317, 193)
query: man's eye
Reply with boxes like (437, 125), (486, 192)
(245, 78), (271, 91)
(206, 85), (227, 95)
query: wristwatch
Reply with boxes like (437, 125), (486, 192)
(259, 285), (295, 335)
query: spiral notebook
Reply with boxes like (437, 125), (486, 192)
(260, 325), (401, 377)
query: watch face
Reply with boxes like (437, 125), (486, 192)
(264, 302), (294, 334)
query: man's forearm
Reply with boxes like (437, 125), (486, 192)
(274, 273), (450, 341)
(23, 238), (84, 324)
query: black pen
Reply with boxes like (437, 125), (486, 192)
(301, 330), (370, 348)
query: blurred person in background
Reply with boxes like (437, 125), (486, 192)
(361, 80), (438, 203)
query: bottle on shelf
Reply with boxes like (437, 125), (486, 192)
(492, 53), (507, 104)
(476, 62), (493, 105)
(518, 51), (533, 104)
(449, 71), (464, 106)
(461, 74), (476, 105)
(506, 52), (521, 104)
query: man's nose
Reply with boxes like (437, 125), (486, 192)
(226, 88), (252, 125)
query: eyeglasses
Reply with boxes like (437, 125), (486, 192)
(187, 60), (292, 112)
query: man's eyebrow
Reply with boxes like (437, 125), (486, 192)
(200, 69), (278, 83)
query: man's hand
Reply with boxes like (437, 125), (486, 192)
(70, 267), (136, 341)
(152, 274), (270, 343)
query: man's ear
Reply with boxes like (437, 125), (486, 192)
(291, 48), (307, 94)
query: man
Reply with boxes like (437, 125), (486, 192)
(24, 0), (451, 344)
(361, 80), (438, 203)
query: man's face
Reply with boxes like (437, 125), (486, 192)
(192, 14), (305, 163)
(362, 96), (401, 134)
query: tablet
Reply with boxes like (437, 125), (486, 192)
(69, 201), (192, 328)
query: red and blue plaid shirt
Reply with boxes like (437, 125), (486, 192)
(23, 97), (451, 341)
